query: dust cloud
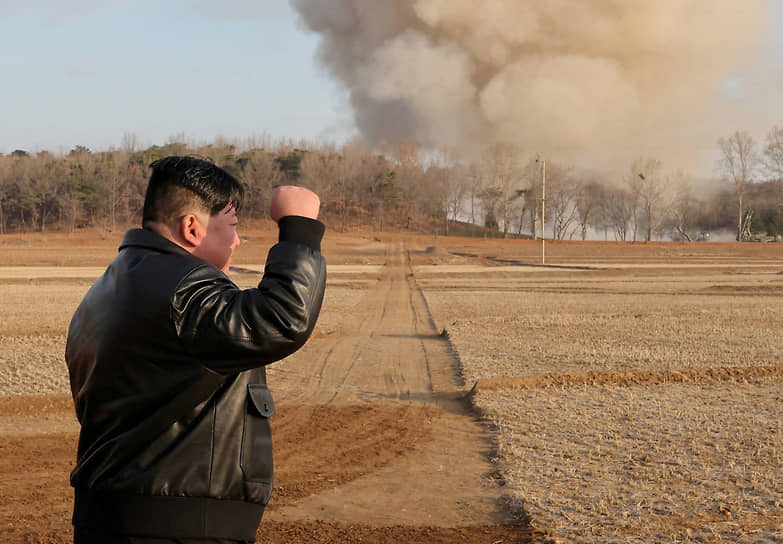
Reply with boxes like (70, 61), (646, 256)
(290, 0), (770, 173)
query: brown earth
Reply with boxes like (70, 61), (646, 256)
(3, 230), (782, 543)
(0, 233), (536, 544)
(472, 364), (783, 392)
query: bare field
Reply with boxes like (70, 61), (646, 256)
(2, 231), (783, 543)
(476, 382), (782, 543)
(410, 238), (783, 543)
(0, 273), (375, 396)
(419, 273), (783, 380)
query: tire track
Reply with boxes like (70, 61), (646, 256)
(266, 238), (521, 529)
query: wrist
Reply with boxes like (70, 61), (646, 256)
(278, 216), (325, 252)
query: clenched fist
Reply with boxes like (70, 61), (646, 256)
(269, 186), (320, 223)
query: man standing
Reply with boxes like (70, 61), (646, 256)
(65, 156), (326, 543)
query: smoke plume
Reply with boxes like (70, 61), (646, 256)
(291, 0), (769, 173)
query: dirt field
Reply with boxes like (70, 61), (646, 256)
(1, 230), (782, 543)
(411, 237), (783, 543)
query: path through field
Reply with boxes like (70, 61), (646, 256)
(261, 239), (530, 539)
(0, 238), (531, 544)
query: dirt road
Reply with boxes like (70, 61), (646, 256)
(0, 239), (532, 543)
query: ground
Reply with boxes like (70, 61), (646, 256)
(1, 229), (781, 543)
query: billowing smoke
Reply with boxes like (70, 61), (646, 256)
(290, 0), (769, 173)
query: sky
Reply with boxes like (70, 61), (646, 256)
(0, 0), (354, 155)
(1, 1), (783, 178)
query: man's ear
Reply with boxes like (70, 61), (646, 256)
(178, 213), (208, 249)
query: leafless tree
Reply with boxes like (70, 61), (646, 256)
(763, 125), (783, 201)
(238, 148), (283, 222)
(717, 131), (760, 241)
(546, 162), (581, 240)
(381, 141), (424, 231)
(438, 150), (471, 234)
(121, 132), (139, 154)
(669, 172), (694, 241)
(423, 147), (464, 235)
(519, 157), (542, 239)
(604, 185), (633, 241)
(299, 142), (365, 231)
(466, 162), (483, 226)
(576, 180), (606, 241)
(481, 142), (525, 238)
(0, 156), (8, 234)
(628, 157), (670, 242)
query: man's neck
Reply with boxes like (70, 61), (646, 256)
(143, 221), (191, 253)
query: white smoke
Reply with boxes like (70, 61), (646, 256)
(291, 0), (770, 173)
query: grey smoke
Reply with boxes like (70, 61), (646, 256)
(290, 0), (770, 173)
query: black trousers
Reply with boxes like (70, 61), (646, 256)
(74, 527), (250, 544)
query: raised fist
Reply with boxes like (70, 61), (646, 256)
(269, 186), (320, 223)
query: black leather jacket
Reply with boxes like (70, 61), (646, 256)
(65, 218), (326, 540)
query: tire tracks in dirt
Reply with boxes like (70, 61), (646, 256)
(0, 239), (532, 543)
(265, 238), (524, 530)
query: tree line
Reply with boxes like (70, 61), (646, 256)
(1, 128), (782, 241)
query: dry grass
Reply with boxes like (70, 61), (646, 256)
(0, 281), (92, 395)
(0, 264), (376, 395)
(417, 259), (783, 543)
(4, 232), (783, 542)
(420, 272), (783, 383)
(476, 383), (783, 543)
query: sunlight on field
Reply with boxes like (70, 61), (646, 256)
(416, 256), (783, 543)
(421, 272), (783, 381)
(477, 382), (782, 543)
(3, 233), (783, 542)
(0, 264), (379, 395)
(0, 281), (92, 395)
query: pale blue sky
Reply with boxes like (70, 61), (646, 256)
(1, 1), (783, 159)
(0, 1), (353, 154)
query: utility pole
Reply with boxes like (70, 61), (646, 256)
(541, 158), (546, 265)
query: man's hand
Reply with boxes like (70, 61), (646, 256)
(270, 186), (320, 223)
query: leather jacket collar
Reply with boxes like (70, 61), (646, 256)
(119, 228), (193, 258)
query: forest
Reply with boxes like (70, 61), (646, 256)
(1, 127), (782, 242)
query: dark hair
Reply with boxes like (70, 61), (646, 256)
(142, 156), (244, 227)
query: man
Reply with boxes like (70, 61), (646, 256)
(65, 156), (326, 543)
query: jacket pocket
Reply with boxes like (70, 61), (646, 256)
(240, 384), (275, 504)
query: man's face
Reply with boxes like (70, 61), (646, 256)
(192, 204), (240, 274)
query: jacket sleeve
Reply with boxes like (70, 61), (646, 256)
(171, 220), (326, 374)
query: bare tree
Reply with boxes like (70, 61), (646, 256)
(337, 142), (372, 231)
(0, 155), (10, 234)
(481, 142), (525, 238)
(447, 165), (470, 228)
(424, 147), (464, 235)
(576, 180), (606, 241)
(519, 157), (542, 239)
(121, 132), (139, 154)
(624, 171), (643, 242)
(237, 148), (283, 221)
(466, 163), (482, 226)
(546, 162), (581, 240)
(438, 149), (471, 234)
(300, 143), (369, 231)
(382, 140), (423, 231)
(477, 185), (501, 235)
(763, 125), (783, 201)
(604, 185), (633, 241)
(717, 131), (760, 241)
(628, 157), (670, 242)
(669, 173), (694, 241)
(94, 151), (132, 233)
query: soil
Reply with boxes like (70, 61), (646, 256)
(0, 236), (535, 544)
(4, 231), (782, 543)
